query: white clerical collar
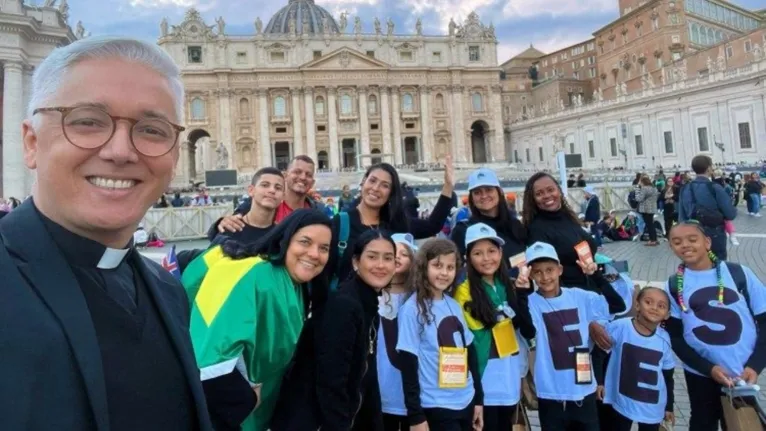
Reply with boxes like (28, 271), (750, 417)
(97, 247), (131, 270)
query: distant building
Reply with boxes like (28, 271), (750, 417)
(0, 1), (76, 198)
(159, 1), (505, 186)
(500, 0), (766, 170)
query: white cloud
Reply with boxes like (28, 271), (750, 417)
(502, 0), (615, 19)
(496, 29), (595, 61)
(401, 0), (498, 31)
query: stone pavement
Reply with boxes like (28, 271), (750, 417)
(141, 212), (766, 431)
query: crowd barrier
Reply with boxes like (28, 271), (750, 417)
(144, 185), (635, 241)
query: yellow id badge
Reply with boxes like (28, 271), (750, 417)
(438, 347), (468, 388)
(491, 319), (519, 358)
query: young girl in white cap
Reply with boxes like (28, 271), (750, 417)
(453, 223), (536, 430)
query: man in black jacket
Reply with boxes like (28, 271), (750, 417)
(0, 37), (211, 430)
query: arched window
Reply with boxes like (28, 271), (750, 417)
(691, 23), (699, 44)
(273, 96), (286, 116)
(190, 98), (205, 120)
(315, 96), (325, 116)
(707, 28), (714, 45)
(368, 95), (378, 115)
(700, 26), (708, 45)
(716, 30), (723, 43)
(402, 93), (414, 112)
(239, 98), (250, 119)
(340, 94), (353, 115)
(435, 93), (445, 112)
(472, 92), (483, 112)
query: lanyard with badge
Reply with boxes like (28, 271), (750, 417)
(484, 277), (520, 358)
(438, 301), (470, 388)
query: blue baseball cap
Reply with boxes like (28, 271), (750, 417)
(468, 168), (500, 191)
(391, 233), (418, 253)
(525, 241), (560, 264)
(465, 223), (505, 249)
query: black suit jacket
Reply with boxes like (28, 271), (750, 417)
(0, 201), (212, 430)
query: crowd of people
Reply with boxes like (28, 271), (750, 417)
(2, 35), (765, 431)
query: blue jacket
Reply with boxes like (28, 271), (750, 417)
(677, 177), (737, 223)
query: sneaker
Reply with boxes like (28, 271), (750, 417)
(756, 213), (762, 218)
(731, 236), (740, 246)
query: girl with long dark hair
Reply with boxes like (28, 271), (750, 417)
(453, 223), (535, 430)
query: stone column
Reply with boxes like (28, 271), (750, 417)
(419, 85), (433, 163)
(304, 86), (316, 160)
(391, 86), (402, 165)
(180, 141), (190, 185)
(291, 87), (304, 155)
(358, 86), (370, 165)
(22, 66), (35, 192)
(451, 85), (467, 162)
(380, 85), (393, 159)
(327, 86), (340, 170)
(217, 88), (233, 168)
(3, 62), (25, 199)
(490, 84), (505, 161)
(257, 89), (272, 167)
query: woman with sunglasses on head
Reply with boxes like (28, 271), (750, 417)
(662, 221), (766, 431)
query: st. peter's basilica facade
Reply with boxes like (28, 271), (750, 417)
(159, 0), (504, 185)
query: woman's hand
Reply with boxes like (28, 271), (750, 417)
(441, 155), (455, 196)
(740, 366), (758, 385)
(472, 405), (483, 431)
(410, 421), (429, 431)
(577, 259), (597, 275)
(589, 321), (611, 350)
(217, 214), (246, 233)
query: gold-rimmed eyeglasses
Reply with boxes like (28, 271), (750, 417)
(33, 106), (185, 157)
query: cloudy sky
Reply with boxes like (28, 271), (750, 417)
(59, 0), (764, 62)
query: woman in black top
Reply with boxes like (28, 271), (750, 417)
(521, 173), (625, 326)
(326, 159), (455, 290)
(315, 230), (397, 431)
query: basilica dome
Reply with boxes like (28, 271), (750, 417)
(264, 0), (340, 35)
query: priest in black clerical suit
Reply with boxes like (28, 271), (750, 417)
(0, 37), (212, 430)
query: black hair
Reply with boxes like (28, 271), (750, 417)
(521, 172), (580, 227)
(361, 163), (409, 232)
(463, 239), (516, 328)
(468, 185), (527, 243)
(251, 167), (283, 185)
(691, 154), (713, 175)
(351, 229), (396, 262)
(636, 286), (671, 308)
(668, 219), (708, 237)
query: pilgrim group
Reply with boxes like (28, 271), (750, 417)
(0, 35), (764, 431)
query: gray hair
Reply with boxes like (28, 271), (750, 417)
(28, 36), (184, 126)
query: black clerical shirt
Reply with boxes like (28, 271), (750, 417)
(35, 207), (196, 430)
